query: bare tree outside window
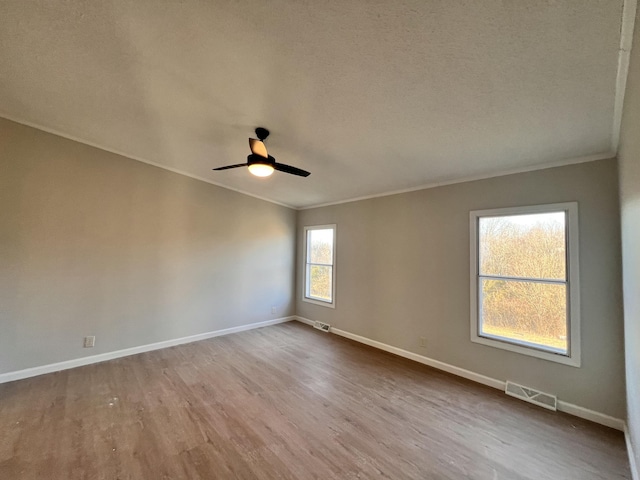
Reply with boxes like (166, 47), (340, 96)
(304, 227), (335, 305)
(477, 212), (570, 354)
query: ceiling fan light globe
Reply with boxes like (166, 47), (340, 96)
(248, 163), (274, 177)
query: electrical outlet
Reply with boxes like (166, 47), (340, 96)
(83, 336), (95, 348)
(419, 337), (427, 348)
(271, 306), (277, 314)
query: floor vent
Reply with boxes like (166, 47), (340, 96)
(505, 381), (557, 411)
(313, 321), (331, 333)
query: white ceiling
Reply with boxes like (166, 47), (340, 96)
(0, 1), (626, 208)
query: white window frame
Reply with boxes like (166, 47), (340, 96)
(303, 224), (336, 308)
(469, 203), (581, 367)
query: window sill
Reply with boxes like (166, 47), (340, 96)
(302, 297), (335, 309)
(471, 334), (580, 367)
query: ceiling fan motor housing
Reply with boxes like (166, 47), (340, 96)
(248, 153), (275, 166)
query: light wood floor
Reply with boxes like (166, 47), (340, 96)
(0, 321), (630, 479)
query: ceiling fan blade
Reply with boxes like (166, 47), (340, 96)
(249, 139), (268, 158)
(274, 162), (311, 177)
(212, 163), (248, 171)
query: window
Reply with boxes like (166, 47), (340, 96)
(304, 225), (336, 307)
(470, 203), (580, 366)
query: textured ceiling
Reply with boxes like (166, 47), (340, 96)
(0, 0), (625, 208)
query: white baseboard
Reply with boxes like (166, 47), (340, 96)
(627, 426), (639, 480)
(556, 401), (625, 431)
(295, 316), (315, 326)
(0, 316), (295, 384)
(294, 316), (625, 431)
(330, 324), (505, 390)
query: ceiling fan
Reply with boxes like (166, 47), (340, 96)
(213, 128), (310, 178)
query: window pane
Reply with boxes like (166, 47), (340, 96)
(308, 229), (333, 265)
(479, 212), (566, 280)
(480, 279), (567, 353)
(309, 265), (332, 301)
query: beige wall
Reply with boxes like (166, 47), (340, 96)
(0, 118), (296, 374)
(297, 159), (625, 418)
(0, 114), (628, 422)
(619, 5), (640, 470)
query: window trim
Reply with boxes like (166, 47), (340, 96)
(303, 224), (336, 309)
(469, 203), (581, 367)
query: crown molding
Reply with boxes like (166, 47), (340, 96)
(297, 152), (615, 210)
(0, 113), (296, 210)
(612, 0), (638, 152)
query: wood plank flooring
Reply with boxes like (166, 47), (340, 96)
(0, 321), (631, 479)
